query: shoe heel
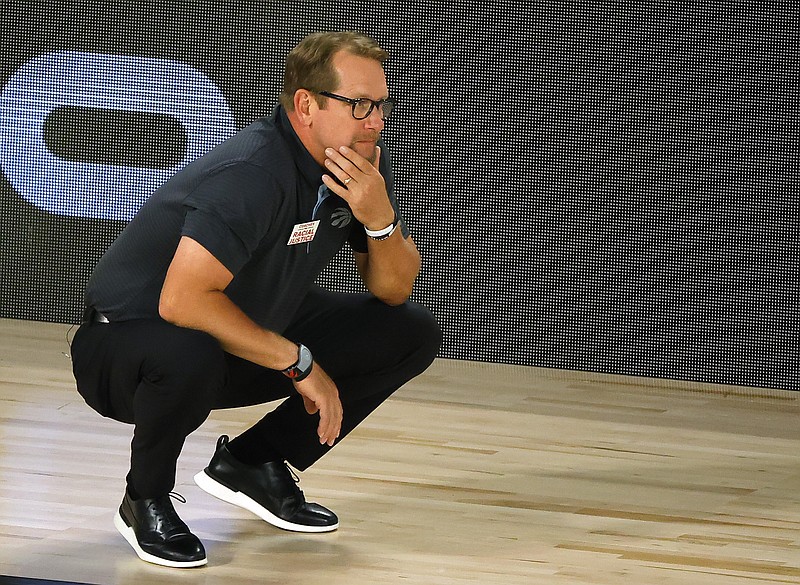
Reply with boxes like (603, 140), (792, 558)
(114, 510), (146, 561)
(194, 469), (241, 506)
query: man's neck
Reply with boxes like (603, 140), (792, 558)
(285, 109), (325, 168)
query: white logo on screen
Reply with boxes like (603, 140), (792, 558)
(0, 52), (236, 221)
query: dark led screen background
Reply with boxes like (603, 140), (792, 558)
(1, 2), (796, 390)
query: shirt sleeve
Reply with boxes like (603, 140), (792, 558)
(348, 140), (410, 254)
(181, 162), (281, 275)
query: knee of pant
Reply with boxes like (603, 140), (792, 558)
(400, 302), (443, 371)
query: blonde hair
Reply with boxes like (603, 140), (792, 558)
(280, 31), (388, 111)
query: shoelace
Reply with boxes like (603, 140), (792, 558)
(143, 492), (190, 534)
(282, 462), (305, 501)
(169, 491), (187, 504)
(144, 492), (186, 508)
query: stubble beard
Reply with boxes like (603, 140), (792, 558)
(352, 134), (380, 165)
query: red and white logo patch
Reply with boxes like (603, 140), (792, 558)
(287, 220), (320, 245)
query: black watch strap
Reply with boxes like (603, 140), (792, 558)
(282, 343), (314, 381)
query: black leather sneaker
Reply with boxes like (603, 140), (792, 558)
(194, 435), (338, 533)
(113, 490), (207, 568)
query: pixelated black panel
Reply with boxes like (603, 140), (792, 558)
(0, 1), (796, 390)
(43, 107), (187, 168)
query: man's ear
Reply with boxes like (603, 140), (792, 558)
(293, 89), (316, 126)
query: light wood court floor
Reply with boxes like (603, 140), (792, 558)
(0, 317), (798, 584)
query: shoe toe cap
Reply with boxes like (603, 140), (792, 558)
(141, 533), (206, 563)
(290, 502), (338, 527)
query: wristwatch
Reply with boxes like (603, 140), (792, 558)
(282, 343), (314, 381)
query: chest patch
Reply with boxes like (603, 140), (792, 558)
(287, 220), (320, 245)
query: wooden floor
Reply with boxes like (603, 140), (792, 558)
(0, 318), (798, 585)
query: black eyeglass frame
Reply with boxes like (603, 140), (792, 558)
(318, 91), (396, 120)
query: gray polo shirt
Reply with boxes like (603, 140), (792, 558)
(85, 105), (405, 333)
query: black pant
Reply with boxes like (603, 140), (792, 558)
(71, 287), (441, 498)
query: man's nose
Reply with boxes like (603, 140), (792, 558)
(364, 107), (385, 130)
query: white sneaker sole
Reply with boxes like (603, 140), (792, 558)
(194, 469), (338, 533)
(113, 511), (207, 568)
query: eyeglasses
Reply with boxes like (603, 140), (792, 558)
(319, 91), (395, 120)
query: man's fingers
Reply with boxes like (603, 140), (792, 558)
(321, 171), (348, 191)
(294, 364), (342, 447)
(318, 411), (338, 445)
(323, 160), (355, 188)
(322, 145), (384, 202)
(321, 174), (351, 202)
(324, 147), (356, 177)
(317, 397), (343, 446)
(326, 146), (375, 176)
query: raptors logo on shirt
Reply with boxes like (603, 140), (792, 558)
(331, 207), (352, 228)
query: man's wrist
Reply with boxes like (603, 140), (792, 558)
(365, 218), (399, 241)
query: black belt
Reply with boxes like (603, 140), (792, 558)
(82, 306), (110, 324)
